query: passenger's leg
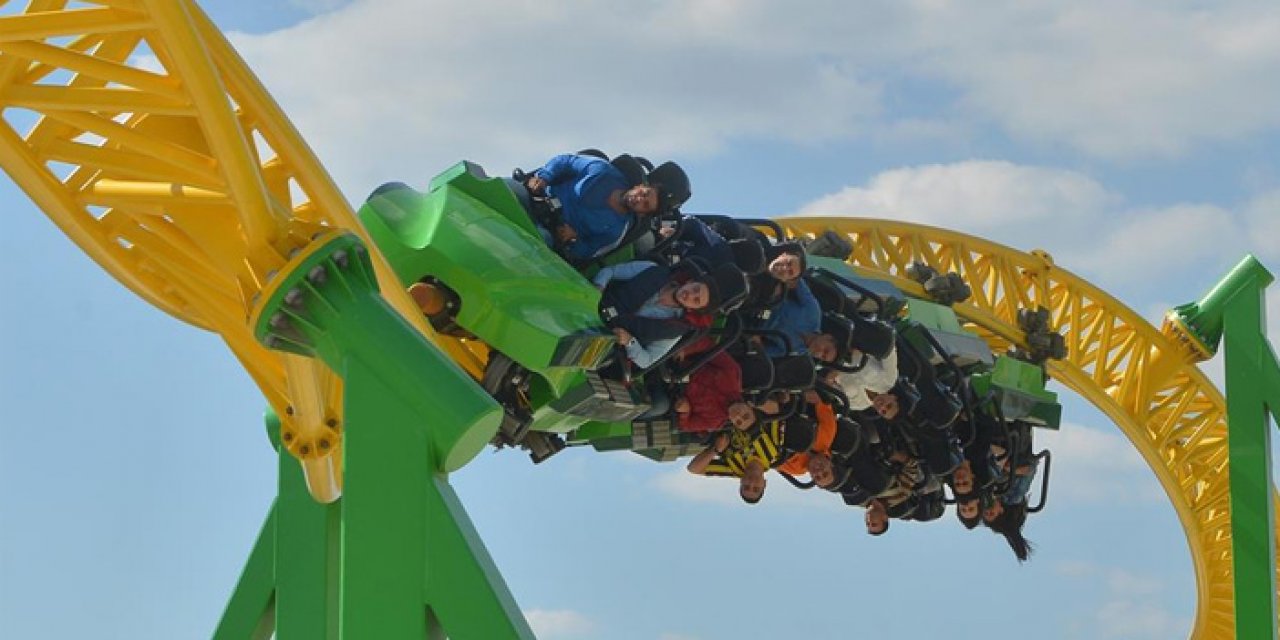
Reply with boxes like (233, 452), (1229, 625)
(635, 384), (672, 421)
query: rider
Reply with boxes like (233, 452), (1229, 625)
(525, 153), (690, 262)
(595, 261), (744, 369)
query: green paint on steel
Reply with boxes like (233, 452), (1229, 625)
(214, 505), (277, 640)
(1175, 254), (1279, 639)
(969, 356), (1061, 429)
(906, 298), (964, 333)
(253, 231), (501, 471)
(275, 445), (340, 639)
(1167, 256), (1275, 359)
(358, 164), (612, 396)
(231, 232), (533, 638)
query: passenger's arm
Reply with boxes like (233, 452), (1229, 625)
(533, 154), (579, 185)
(624, 335), (680, 369)
(687, 433), (729, 474)
(592, 261), (655, 288)
(794, 279), (822, 334)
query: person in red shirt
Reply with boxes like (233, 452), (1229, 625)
(672, 350), (755, 433)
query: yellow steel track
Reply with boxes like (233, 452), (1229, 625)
(0, 2), (1272, 637)
(0, 0), (487, 502)
(781, 217), (1279, 639)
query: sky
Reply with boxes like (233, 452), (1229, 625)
(1, 1), (1279, 638)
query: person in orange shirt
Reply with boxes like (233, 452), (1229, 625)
(776, 389), (839, 487)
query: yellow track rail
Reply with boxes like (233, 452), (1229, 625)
(0, 0), (488, 502)
(781, 217), (1280, 639)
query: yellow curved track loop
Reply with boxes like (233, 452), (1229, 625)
(0, 0), (487, 502)
(782, 216), (1280, 639)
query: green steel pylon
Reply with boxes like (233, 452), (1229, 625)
(214, 232), (535, 639)
(1168, 254), (1280, 639)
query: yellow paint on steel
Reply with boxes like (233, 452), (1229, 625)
(0, 0), (487, 503)
(782, 216), (1280, 639)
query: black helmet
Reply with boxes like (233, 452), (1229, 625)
(646, 161), (691, 212)
(696, 263), (748, 312)
(728, 239), (767, 275)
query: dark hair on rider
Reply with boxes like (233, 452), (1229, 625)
(955, 496), (981, 530)
(740, 486), (763, 505)
(868, 518), (889, 537)
(986, 501), (1033, 562)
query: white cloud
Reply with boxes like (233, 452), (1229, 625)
(899, 1), (1280, 158)
(1036, 423), (1165, 505)
(1053, 561), (1192, 639)
(1243, 189), (1280, 263)
(793, 160), (1268, 288)
(224, 0), (1280, 200)
(1070, 203), (1246, 286)
(524, 609), (595, 638)
(1095, 598), (1191, 640)
(227, 0), (884, 198)
(796, 160), (1115, 234)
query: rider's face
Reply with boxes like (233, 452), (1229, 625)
(769, 253), (803, 282)
(625, 185), (659, 215)
(676, 282), (710, 310)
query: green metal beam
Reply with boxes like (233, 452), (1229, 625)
(213, 505), (276, 640)
(424, 476), (535, 639)
(241, 231), (533, 638)
(1177, 254), (1279, 639)
(276, 441), (340, 639)
(1221, 258), (1279, 640)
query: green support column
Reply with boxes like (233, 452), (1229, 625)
(1170, 255), (1280, 639)
(213, 506), (277, 640)
(243, 231), (533, 639)
(275, 440), (341, 639)
(424, 477), (534, 638)
(1222, 260), (1280, 640)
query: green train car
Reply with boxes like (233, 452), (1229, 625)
(358, 161), (1061, 464)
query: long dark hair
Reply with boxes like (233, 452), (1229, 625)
(985, 501), (1033, 562)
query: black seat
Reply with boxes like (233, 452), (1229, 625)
(737, 350), (775, 396)
(827, 416), (865, 460)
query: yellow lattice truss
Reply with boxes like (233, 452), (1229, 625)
(782, 217), (1280, 639)
(0, 0), (488, 502)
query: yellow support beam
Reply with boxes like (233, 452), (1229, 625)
(3, 85), (195, 115)
(0, 39), (183, 98)
(0, 8), (148, 42)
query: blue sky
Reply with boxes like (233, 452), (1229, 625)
(1, 1), (1279, 638)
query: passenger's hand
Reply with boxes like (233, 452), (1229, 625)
(613, 327), (632, 345)
(556, 224), (578, 243)
(675, 397), (691, 413)
(714, 432), (730, 454)
(525, 176), (547, 195)
(658, 225), (677, 239)
(803, 389), (820, 404)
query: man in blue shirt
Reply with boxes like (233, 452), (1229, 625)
(525, 153), (690, 261)
(758, 277), (820, 354)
